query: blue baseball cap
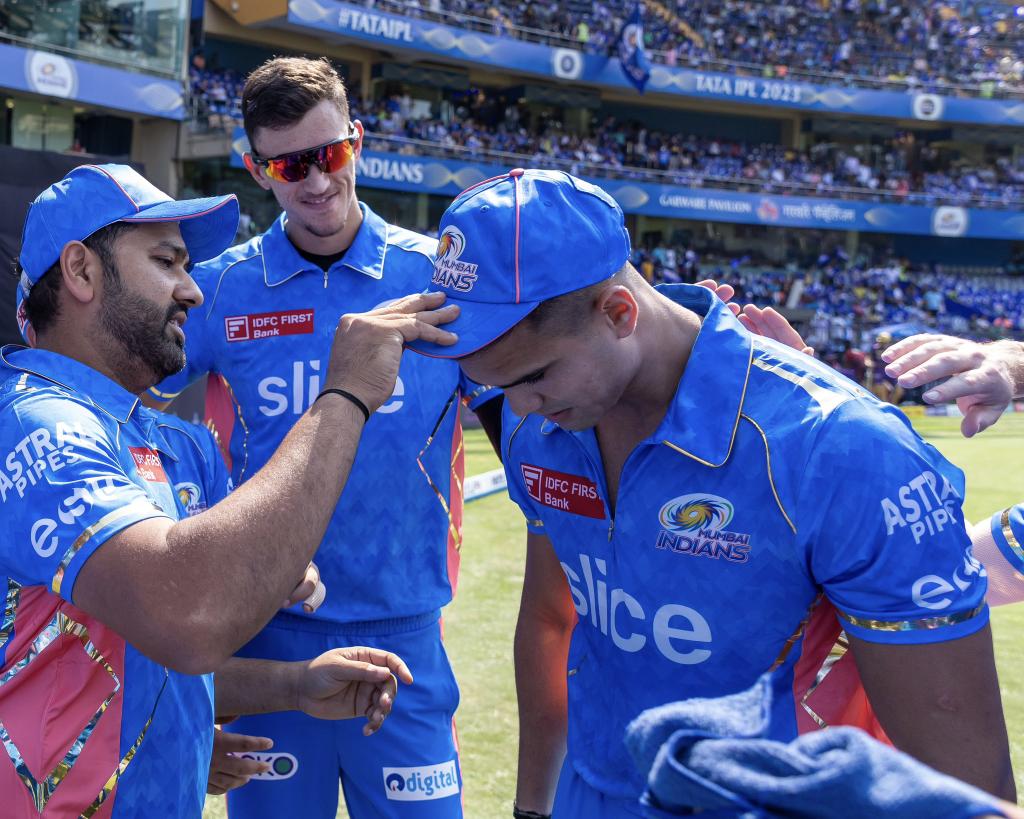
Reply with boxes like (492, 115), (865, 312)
(407, 168), (631, 359)
(16, 163), (239, 341)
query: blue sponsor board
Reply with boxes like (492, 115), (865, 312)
(0, 41), (185, 119)
(286, 0), (1024, 128)
(227, 134), (1024, 239)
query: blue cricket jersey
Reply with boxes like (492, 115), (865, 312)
(0, 347), (230, 817)
(150, 205), (498, 626)
(502, 284), (987, 801)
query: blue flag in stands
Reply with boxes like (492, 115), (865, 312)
(617, 3), (651, 93)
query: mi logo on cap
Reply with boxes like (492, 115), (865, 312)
(433, 227), (478, 292)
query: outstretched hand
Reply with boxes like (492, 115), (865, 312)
(326, 292), (459, 414)
(297, 646), (414, 735)
(207, 728), (273, 795)
(881, 334), (1024, 437)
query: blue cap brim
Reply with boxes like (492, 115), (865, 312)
(122, 195), (239, 266)
(406, 296), (541, 359)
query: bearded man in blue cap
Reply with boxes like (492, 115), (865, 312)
(409, 168), (1015, 818)
(0, 164), (457, 816)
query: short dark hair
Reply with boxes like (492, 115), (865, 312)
(19, 222), (134, 337)
(524, 264), (638, 334)
(242, 57), (350, 152)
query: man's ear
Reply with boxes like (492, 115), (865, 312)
(351, 119), (365, 160)
(597, 285), (639, 340)
(59, 241), (100, 306)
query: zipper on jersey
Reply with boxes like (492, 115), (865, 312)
(323, 268), (328, 288)
(566, 431), (646, 544)
(565, 430), (614, 541)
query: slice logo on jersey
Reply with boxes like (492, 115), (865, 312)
(174, 482), (206, 517)
(521, 463), (605, 519)
(257, 358), (407, 417)
(382, 761), (459, 801)
(562, 552), (713, 665)
(224, 309), (315, 342)
(128, 447), (168, 483)
(432, 226), (478, 292)
(655, 493), (751, 563)
(239, 752), (298, 781)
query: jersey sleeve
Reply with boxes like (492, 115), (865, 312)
(968, 504), (1024, 607)
(501, 405), (546, 535)
(798, 401), (987, 645)
(148, 264), (217, 401)
(458, 370), (501, 411)
(984, 503), (1024, 575)
(1, 394), (171, 604)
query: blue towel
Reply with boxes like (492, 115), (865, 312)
(624, 673), (1005, 819)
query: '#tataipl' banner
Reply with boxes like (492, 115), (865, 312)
(287, 0), (1024, 127)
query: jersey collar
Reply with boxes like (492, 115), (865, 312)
(261, 203), (388, 287)
(0, 345), (142, 424)
(135, 405), (181, 462)
(653, 284), (753, 468)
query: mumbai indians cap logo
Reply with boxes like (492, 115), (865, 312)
(659, 494), (734, 533)
(436, 226), (465, 262)
(174, 482), (206, 517)
(432, 226), (479, 293)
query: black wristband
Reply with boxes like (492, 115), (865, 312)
(512, 805), (551, 819)
(314, 388), (371, 422)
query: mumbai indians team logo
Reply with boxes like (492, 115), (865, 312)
(659, 494), (734, 533)
(656, 493), (751, 563)
(174, 482), (206, 517)
(432, 226), (479, 292)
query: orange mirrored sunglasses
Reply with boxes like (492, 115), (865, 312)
(250, 130), (358, 183)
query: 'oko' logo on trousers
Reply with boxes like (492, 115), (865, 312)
(240, 752), (298, 781)
(382, 761), (460, 801)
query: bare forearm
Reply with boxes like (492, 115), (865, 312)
(169, 398), (364, 651)
(215, 657), (302, 719)
(514, 616), (570, 814)
(851, 628), (1016, 800)
(75, 294), (459, 675)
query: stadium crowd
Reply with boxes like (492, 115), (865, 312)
(369, 0), (1024, 97)
(188, 71), (1024, 208)
(642, 245), (1024, 388)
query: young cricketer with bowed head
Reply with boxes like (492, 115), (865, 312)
(409, 168), (1014, 818)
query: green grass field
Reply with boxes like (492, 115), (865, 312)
(205, 414), (1024, 817)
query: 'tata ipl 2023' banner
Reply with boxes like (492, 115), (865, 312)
(287, 0), (1024, 127)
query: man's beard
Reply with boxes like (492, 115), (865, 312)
(99, 272), (187, 386)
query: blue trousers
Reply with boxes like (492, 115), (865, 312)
(226, 612), (463, 818)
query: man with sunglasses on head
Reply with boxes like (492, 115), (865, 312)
(146, 57), (502, 819)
